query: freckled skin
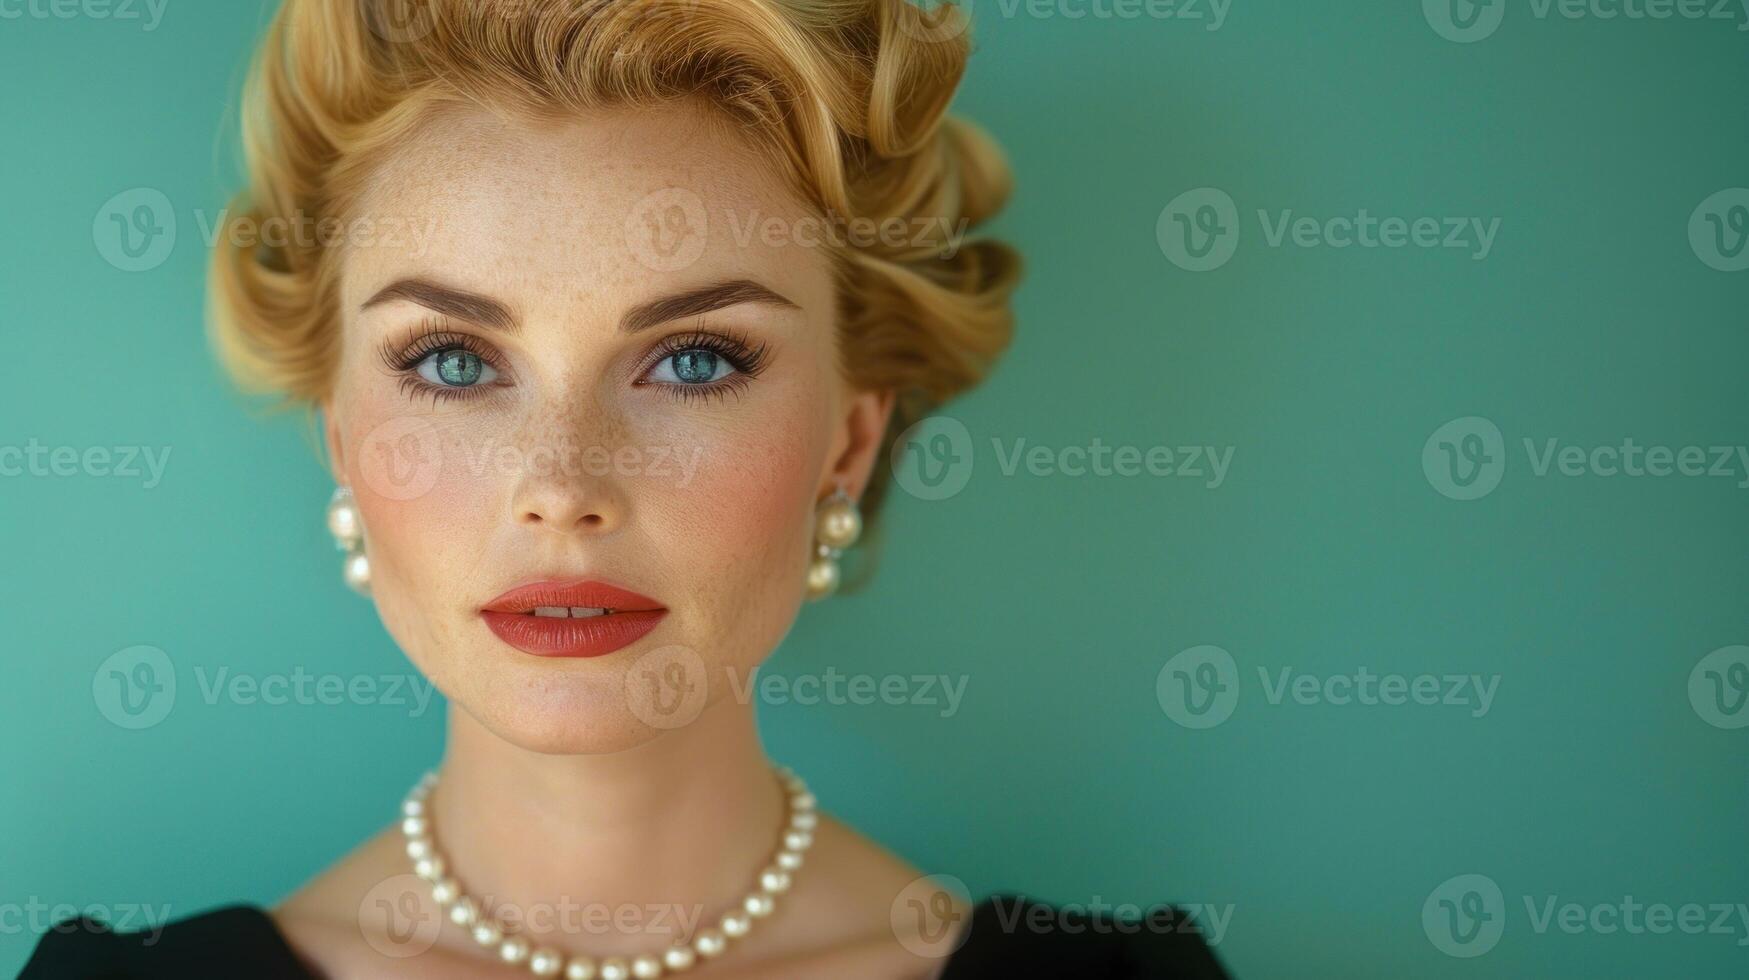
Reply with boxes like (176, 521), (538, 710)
(276, 100), (964, 980)
(323, 101), (888, 754)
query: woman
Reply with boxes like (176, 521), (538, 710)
(26, 0), (1228, 977)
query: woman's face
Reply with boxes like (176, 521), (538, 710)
(323, 101), (890, 754)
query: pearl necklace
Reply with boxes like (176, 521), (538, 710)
(400, 766), (817, 980)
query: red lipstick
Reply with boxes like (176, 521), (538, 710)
(480, 580), (667, 658)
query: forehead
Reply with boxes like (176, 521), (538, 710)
(339, 100), (834, 321)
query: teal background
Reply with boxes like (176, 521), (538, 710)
(3, 2), (1746, 977)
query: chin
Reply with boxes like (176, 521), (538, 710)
(442, 629), (735, 754)
(458, 667), (678, 755)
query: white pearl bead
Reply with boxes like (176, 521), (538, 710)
(327, 496), (361, 544)
(395, 767), (814, 978)
(692, 928), (726, 958)
(529, 947), (564, 978)
(815, 500), (861, 550)
(343, 551), (371, 593)
(804, 557), (839, 599)
(500, 936), (531, 964)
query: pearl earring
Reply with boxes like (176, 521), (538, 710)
(326, 486), (371, 595)
(805, 485), (862, 601)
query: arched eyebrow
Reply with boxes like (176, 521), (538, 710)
(360, 277), (799, 334)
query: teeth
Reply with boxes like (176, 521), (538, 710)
(529, 606), (613, 618)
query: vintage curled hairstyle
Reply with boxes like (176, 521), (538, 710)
(209, 0), (1020, 569)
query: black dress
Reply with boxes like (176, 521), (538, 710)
(22, 894), (1232, 978)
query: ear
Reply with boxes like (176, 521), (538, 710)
(822, 387), (896, 502)
(321, 399), (348, 486)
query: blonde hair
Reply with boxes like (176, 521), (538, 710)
(210, 0), (1020, 544)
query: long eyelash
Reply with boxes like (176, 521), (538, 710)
(640, 326), (771, 405)
(648, 327), (771, 378)
(377, 319), (507, 404)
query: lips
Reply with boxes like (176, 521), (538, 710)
(480, 580), (667, 658)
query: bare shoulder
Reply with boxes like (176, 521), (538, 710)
(270, 824), (477, 979)
(798, 810), (932, 917)
(754, 810), (971, 979)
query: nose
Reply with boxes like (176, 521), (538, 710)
(506, 430), (629, 535)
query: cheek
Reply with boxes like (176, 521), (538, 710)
(638, 389), (831, 645)
(338, 392), (508, 674)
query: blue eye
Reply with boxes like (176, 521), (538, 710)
(418, 349), (496, 388)
(649, 349), (732, 385)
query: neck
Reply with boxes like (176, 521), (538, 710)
(426, 697), (784, 952)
